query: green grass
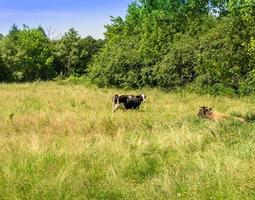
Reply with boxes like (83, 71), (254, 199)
(0, 82), (255, 199)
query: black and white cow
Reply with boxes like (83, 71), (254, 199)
(112, 94), (146, 112)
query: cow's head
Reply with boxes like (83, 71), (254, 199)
(140, 94), (146, 102)
(198, 106), (212, 118)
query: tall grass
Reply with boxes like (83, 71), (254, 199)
(0, 82), (255, 199)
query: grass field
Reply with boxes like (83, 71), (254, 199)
(0, 82), (255, 200)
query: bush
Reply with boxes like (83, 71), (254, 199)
(55, 75), (92, 86)
(239, 70), (255, 96)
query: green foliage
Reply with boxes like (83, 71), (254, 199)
(239, 69), (255, 95)
(0, 52), (12, 82)
(153, 33), (198, 89)
(0, 25), (54, 81)
(53, 29), (103, 77)
(54, 28), (81, 77)
(88, 0), (255, 95)
(0, 26), (102, 82)
(2, 1), (255, 96)
(54, 75), (93, 87)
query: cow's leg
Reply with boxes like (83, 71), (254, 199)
(112, 103), (116, 112)
(132, 104), (139, 110)
(112, 101), (115, 112)
(113, 104), (120, 112)
(112, 101), (117, 112)
(134, 105), (140, 110)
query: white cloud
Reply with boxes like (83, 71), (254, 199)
(0, 9), (77, 17)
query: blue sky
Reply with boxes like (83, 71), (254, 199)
(0, 0), (133, 39)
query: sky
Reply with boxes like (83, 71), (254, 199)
(0, 0), (133, 39)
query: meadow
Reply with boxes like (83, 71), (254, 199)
(0, 82), (255, 200)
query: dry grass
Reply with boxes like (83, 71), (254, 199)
(0, 82), (255, 199)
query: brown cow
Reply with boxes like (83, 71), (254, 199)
(198, 106), (245, 122)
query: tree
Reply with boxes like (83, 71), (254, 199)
(0, 25), (54, 81)
(0, 42), (13, 82)
(74, 36), (103, 75)
(0, 29), (19, 81)
(88, 0), (255, 94)
(89, 0), (211, 88)
(54, 28), (81, 76)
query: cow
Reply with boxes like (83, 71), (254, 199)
(198, 106), (245, 122)
(112, 94), (146, 112)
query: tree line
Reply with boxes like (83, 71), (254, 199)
(0, 25), (103, 82)
(1, 0), (255, 95)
